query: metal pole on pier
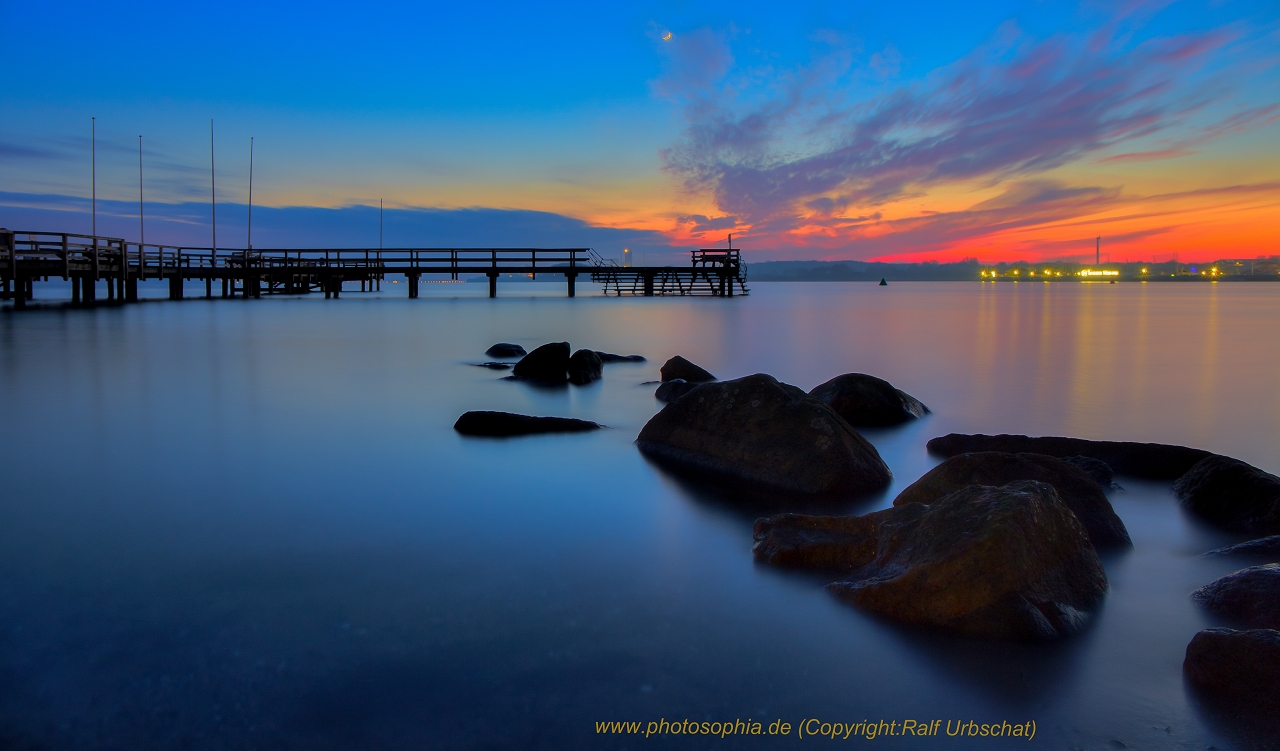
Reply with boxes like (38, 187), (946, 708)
(247, 137), (254, 251)
(211, 120), (217, 255)
(138, 136), (145, 280)
(92, 117), (98, 287)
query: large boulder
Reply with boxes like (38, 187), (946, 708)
(485, 343), (527, 358)
(567, 349), (603, 385)
(927, 434), (1212, 479)
(892, 452), (1131, 551)
(636, 374), (891, 500)
(1184, 628), (1280, 713)
(1061, 455), (1115, 488)
(654, 379), (700, 403)
(454, 411), (601, 437)
(660, 356), (715, 383)
(808, 373), (930, 427)
(1204, 536), (1280, 561)
(755, 481), (1109, 640)
(512, 342), (571, 382)
(1192, 564), (1280, 629)
(1175, 456), (1280, 535)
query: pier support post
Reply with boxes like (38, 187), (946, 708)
(205, 278), (212, 298)
(107, 276), (116, 301)
(566, 272), (577, 298)
(126, 277), (138, 301)
(408, 273), (419, 298)
(488, 272), (498, 298)
(168, 276), (183, 300)
(222, 278), (229, 298)
(84, 277), (96, 303)
(71, 276), (81, 306)
(643, 271), (654, 297)
(12, 276), (25, 309)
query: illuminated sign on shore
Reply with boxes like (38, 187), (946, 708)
(1080, 269), (1120, 277)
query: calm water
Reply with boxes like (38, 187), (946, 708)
(1, 280), (1277, 750)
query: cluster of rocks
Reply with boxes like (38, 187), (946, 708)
(454, 341), (646, 437)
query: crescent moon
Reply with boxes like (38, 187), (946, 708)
(662, 31), (672, 41)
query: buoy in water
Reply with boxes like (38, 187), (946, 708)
(879, 278), (888, 286)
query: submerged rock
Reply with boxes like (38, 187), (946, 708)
(595, 352), (646, 363)
(892, 452), (1131, 551)
(659, 356), (715, 383)
(654, 379), (700, 403)
(927, 433), (1213, 479)
(1192, 564), (1280, 629)
(636, 373), (891, 500)
(755, 481), (1109, 640)
(1204, 535), (1280, 561)
(1175, 455), (1280, 535)
(485, 343), (527, 358)
(567, 349), (604, 385)
(809, 373), (930, 427)
(1183, 628), (1280, 712)
(470, 362), (513, 370)
(454, 411), (601, 437)
(512, 342), (571, 382)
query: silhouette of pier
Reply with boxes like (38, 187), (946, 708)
(0, 230), (748, 307)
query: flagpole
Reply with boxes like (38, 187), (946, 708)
(247, 137), (254, 250)
(138, 135), (145, 279)
(210, 120), (217, 254)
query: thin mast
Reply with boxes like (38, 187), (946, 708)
(91, 117), (96, 238)
(379, 198), (383, 250)
(247, 137), (254, 250)
(210, 120), (217, 254)
(138, 136), (144, 248)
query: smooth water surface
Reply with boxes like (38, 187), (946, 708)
(2, 281), (1277, 750)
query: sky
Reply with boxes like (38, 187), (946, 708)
(1, 0), (1277, 264)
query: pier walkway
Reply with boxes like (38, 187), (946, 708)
(0, 230), (749, 308)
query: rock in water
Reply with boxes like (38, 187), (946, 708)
(1193, 564), (1280, 629)
(512, 342), (571, 382)
(636, 373), (891, 499)
(595, 352), (646, 363)
(567, 349), (603, 385)
(659, 356), (715, 383)
(454, 411), (601, 437)
(809, 373), (930, 427)
(470, 362), (513, 370)
(1061, 455), (1115, 487)
(879, 278), (887, 286)
(485, 343), (527, 358)
(927, 433), (1213, 479)
(1204, 535), (1280, 561)
(1175, 455), (1280, 535)
(755, 481), (1109, 640)
(1184, 628), (1280, 713)
(892, 452), (1131, 551)
(654, 379), (700, 403)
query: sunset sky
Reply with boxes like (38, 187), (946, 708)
(1, 0), (1277, 263)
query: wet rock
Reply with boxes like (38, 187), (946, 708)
(892, 452), (1131, 551)
(1184, 628), (1280, 712)
(636, 373), (891, 500)
(654, 379), (700, 403)
(454, 411), (601, 437)
(470, 362), (513, 370)
(485, 343), (527, 358)
(756, 481), (1109, 640)
(595, 352), (646, 363)
(1204, 536), (1280, 561)
(927, 434), (1213, 479)
(1192, 564), (1280, 629)
(808, 373), (930, 427)
(659, 356), (715, 383)
(567, 349), (603, 385)
(1062, 455), (1115, 488)
(1175, 455), (1280, 535)
(512, 342), (571, 382)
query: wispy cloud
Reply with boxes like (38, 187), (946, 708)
(656, 18), (1274, 256)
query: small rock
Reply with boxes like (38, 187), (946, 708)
(512, 342), (571, 382)
(655, 379), (700, 403)
(927, 434), (1214, 479)
(1192, 564), (1280, 629)
(567, 349), (603, 385)
(637, 373), (891, 500)
(454, 411), (601, 437)
(809, 373), (929, 427)
(659, 356), (715, 383)
(595, 352), (646, 363)
(1203, 535), (1280, 560)
(755, 481), (1109, 640)
(1175, 455), (1280, 535)
(470, 362), (512, 370)
(892, 452), (1131, 551)
(1183, 627), (1280, 711)
(485, 343), (527, 358)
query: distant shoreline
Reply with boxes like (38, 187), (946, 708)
(748, 259), (1280, 282)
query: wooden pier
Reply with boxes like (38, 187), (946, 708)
(0, 230), (748, 307)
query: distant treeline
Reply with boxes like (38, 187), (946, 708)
(749, 260), (980, 281)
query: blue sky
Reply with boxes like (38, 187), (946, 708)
(2, 0), (1277, 262)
